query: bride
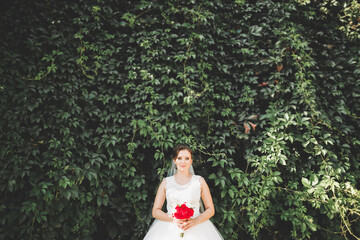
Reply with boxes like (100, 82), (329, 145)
(143, 144), (224, 240)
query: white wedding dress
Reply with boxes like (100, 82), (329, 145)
(143, 175), (224, 240)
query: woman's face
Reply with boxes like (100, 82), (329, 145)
(174, 149), (193, 172)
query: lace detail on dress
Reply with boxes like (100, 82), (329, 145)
(166, 175), (201, 217)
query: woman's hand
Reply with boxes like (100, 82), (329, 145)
(173, 218), (186, 229)
(180, 218), (198, 230)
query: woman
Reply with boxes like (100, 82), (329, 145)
(143, 144), (224, 240)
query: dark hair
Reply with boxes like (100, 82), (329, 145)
(172, 144), (193, 159)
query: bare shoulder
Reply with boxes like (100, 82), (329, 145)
(161, 177), (167, 187)
(157, 178), (167, 191)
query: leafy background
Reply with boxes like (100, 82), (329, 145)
(1, 0), (359, 239)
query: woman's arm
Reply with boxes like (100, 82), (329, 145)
(151, 179), (173, 222)
(182, 177), (215, 230)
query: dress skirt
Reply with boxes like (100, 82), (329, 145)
(143, 219), (224, 240)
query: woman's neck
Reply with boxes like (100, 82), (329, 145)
(175, 171), (192, 178)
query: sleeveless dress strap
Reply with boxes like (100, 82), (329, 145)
(165, 176), (175, 189)
(193, 175), (201, 182)
(193, 175), (202, 189)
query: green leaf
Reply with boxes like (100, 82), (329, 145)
(208, 173), (216, 180)
(228, 189), (234, 198)
(302, 178), (311, 188)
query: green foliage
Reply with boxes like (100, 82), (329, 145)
(0, 0), (359, 239)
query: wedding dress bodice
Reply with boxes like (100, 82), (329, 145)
(166, 175), (201, 217)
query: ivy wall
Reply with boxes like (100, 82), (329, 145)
(1, 0), (360, 239)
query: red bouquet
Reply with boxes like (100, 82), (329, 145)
(172, 203), (194, 237)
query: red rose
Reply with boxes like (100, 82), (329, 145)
(173, 203), (194, 220)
